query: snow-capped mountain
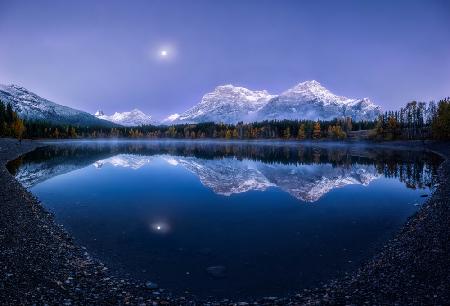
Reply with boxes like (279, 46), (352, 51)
(167, 81), (381, 124)
(257, 80), (381, 121)
(1, 81), (380, 127)
(0, 84), (115, 127)
(94, 109), (155, 126)
(166, 85), (275, 124)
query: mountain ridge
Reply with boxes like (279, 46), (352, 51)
(0, 81), (381, 127)
(164, 80), (381, 124)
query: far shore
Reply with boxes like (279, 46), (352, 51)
(0, 137), (449, 305)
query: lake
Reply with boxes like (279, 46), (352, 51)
(7, 140), (441, 299)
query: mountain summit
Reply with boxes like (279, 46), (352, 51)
(164, 85), (275, 124)
(258, 80), (381, 122)
(94, 109), (154, 126)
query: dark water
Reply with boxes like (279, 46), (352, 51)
(8, 140), (441, 298)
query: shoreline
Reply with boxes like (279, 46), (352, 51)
(0, 138), (449, 305)
(292, 141), (450, 305)
(0, 139), (176, 305)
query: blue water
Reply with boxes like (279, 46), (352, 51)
(9, 140), (440, 298)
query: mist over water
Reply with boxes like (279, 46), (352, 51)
(8, 140), (441, 298)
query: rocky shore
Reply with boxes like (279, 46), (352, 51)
(291, 142), (450, 305)
(0, 139), (178, 305)
(0, 138), (449, 305)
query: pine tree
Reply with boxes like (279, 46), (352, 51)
(432, 98), (450, 140)
(6, 103), (14, 124)
(0, 101), (5, 136)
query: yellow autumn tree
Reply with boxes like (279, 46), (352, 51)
(225, 129), (232, 139)
(283, 127), (291, 139)
(327, 125), (346, 140)
(297, 124), (306, 140)
(168, 126), (177, 137)
(232, 129), (238, 138)
(68, 127), (77, 138)
(12, 117), (25, 140)
(53, 128), (60, 139)
(313, 121), (321, 139)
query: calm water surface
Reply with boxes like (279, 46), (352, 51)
(8, 140), (441, 298)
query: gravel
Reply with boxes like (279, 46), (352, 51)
(0, 138), (448, 305)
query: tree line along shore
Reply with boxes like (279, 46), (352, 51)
(1, 98), (449, 141)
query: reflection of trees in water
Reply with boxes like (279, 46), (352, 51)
(9, 141), (442, 191)
(376, 158), (440, 190)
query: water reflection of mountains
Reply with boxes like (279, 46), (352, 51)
(8, 141), (441, 202)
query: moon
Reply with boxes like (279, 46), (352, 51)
(151, 221), (170, 233)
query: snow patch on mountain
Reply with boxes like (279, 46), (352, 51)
(162, 113), (181, 124)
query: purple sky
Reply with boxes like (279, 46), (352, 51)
(0, 0), (449, 120)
